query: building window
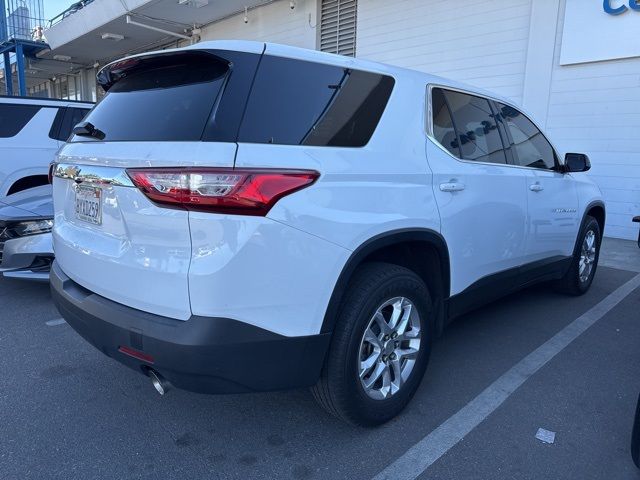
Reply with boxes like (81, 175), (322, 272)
(51, 74), (81, 100)
(320, 0), (357, 57)
(28, 82), (50, 98)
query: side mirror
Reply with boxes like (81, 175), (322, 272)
(564, 153), (591, 173)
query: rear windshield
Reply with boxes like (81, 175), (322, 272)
(72, 52), (229, 142)
(71, 51), (394, 146)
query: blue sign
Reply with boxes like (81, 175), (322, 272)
(604, 0), (640, 15)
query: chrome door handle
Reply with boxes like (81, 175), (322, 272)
(440, 182), (466, 192)
(529, 183), (544, 192)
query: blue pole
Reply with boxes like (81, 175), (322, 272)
(3, 51), (11, 95)
(0, 0), (7, 42)
(15, 41), (25, 96)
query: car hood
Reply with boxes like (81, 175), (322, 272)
(0, 185), (53, 220)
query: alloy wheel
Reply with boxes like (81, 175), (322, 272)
(579, 229), (597, 283)
(358, 297), (422, 400)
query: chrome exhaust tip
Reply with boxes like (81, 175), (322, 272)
(148, 369), (170, 395)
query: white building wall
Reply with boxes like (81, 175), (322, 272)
(199, 0), (317, 49)
(356, 0), (533, 105)
(545, 0), (640, 240)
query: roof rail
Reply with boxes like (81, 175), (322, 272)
(0, 94), (94, 104)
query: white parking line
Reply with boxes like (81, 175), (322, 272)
(45, 318), (67, 327)
(373, 274), (640, 480)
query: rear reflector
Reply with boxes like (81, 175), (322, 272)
(126, 168), (319, 216)
(118, 345), (155, 364)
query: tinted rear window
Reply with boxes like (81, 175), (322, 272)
(72, 53), (229, 142)
(431, 88), (460, 158)
(238, 56), (394, 147)
(50, 107), (91, 141)
(0, 104), (41, 137)
(439, 89), (507, 165)
(61, 108), (91, 140)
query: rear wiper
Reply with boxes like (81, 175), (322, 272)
(72, 121), (106, 140)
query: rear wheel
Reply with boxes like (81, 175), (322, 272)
(554, 216), (601, 295)
(312, 262), (433, 426)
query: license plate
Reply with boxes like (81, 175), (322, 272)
(75, 185), (102, 225)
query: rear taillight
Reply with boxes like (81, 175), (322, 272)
(126, 168), (319, 216)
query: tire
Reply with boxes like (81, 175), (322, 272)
(631, 392), (640, 468)
(311, 262), (433, 426)
(554, 215), (601, 296)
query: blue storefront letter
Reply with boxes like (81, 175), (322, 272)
(604, 0), (628, 15)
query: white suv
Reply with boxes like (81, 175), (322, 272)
(50, 41), (604, 426)
(0, 96), (92, 198)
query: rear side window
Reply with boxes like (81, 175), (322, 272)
(73, 52), (230, 142)
(432, 88), (506, 165)
(0, 104), (41, 137)
(431, 88), (460, 158)
(495, 102), (557, 170)
(238, 56), (394, 147)
(50, 107), (91, 141)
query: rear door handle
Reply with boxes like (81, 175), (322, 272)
(440, 182), (466, 192)
(529, 183), (544, 192)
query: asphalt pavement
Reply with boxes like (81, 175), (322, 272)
(1, 255), (639, 479)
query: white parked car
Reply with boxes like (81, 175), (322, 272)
(50, 41), (605, 426)
(0, 96), (92, 199)
(0, 185), (54, 281)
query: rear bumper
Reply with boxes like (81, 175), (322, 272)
(50, 261), (331, 394)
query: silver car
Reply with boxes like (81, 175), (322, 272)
(0, 185), (53, 281)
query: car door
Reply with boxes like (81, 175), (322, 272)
(494, 102), (580, 263)
(427, 87), (529, 298)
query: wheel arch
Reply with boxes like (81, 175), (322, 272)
(570, 201), (606, 257)
(585, 201), (606, 236)
(7, 174), (50, 195)
(321, 229), (451, 336)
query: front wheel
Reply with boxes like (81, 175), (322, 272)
(554, 216), (601, 295)
(311, 262), (433, 426)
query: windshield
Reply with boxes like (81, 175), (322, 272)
(71, 52), (229, 142)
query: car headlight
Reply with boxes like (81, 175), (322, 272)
(14, 219), (54, 236)
(0, 219), (53, 239)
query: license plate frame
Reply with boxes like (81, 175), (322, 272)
(74, 184), (102, 225)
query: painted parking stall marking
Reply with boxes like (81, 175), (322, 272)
(373, 274), (640, 480)
(45, 318), (67, 327)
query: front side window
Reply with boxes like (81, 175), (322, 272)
(0, 104), (41, 138)
(496, 103), (556, 170)
(238, 56), (394, 147)
(440, 89), (506, 164)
